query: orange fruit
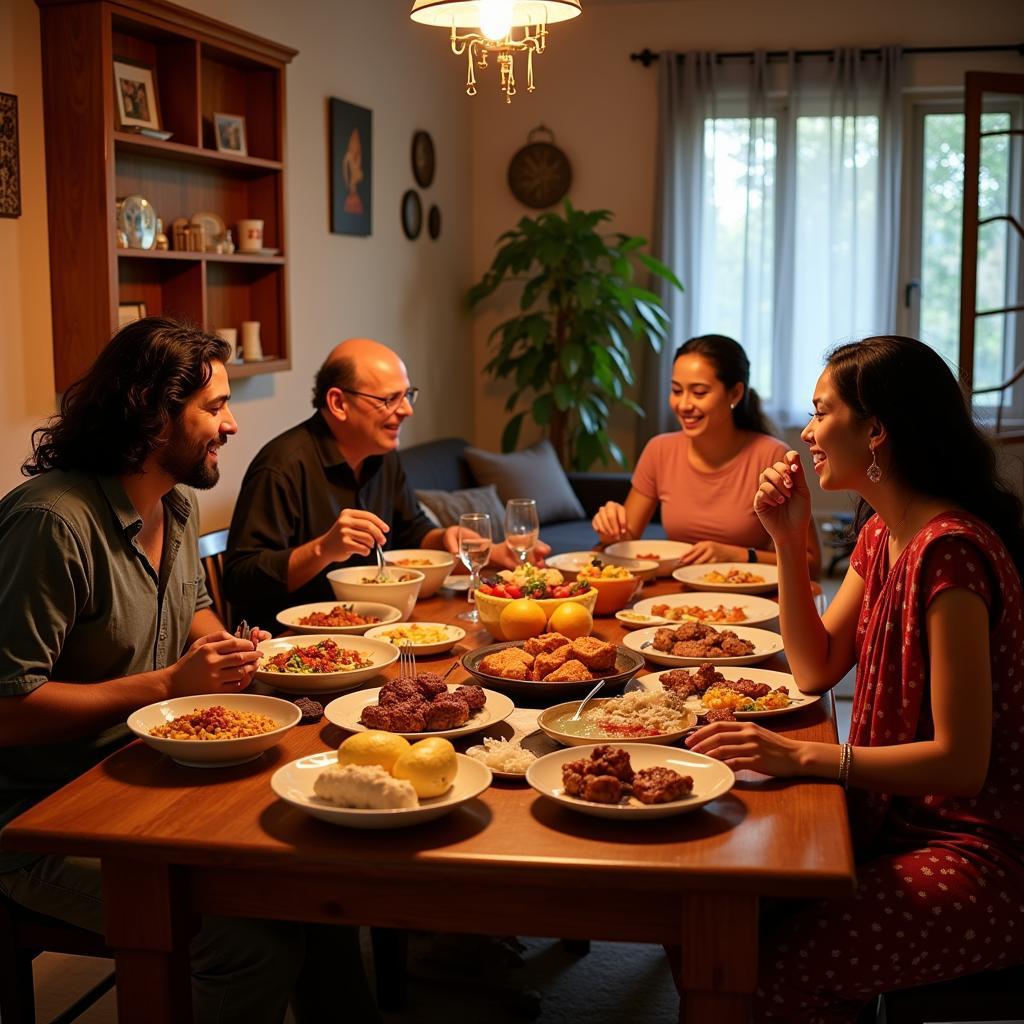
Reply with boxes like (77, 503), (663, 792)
(547, 601), (593, 639)
(498, 598), (548, 640)
(392, 738), (457, 798)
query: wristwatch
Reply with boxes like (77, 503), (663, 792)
(746, 547), (757, 563)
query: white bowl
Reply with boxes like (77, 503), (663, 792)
(271, 751), (492, 828)
(255, 634), (399, 694)
(327, 566), (425, 620)
(632, 592), (780, 628)
(363, 621), (465, 656)
(536, 698), (696, 747)
(604, 540), (693, 577)
(546, 551), (660, 584)
(672, 562), (779, 594)
(382, 549), (455, 598)
(526, 742), (734, 819)
(275, 601), (402, 636)
(621, 624), (784, 668)
(127, 693), (300, 768)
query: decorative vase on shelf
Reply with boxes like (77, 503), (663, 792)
(223, 229), (235, 255)
(154, 218), (169, 251)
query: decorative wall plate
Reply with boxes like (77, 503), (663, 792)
(116, 194), (157, 249)
(411, 130), (435, 188)
(401, 189), (422, 240)
(428, 204), (440, 240)
(191, 210), (226, 252)
(507, 125), (572, 209)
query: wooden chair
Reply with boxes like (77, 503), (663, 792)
(881, 964), (1024, 1023)
(0, 897), (114, 1024)
(198, 528), (231, 629)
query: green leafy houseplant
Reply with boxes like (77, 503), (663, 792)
(468, 201), (683, 470)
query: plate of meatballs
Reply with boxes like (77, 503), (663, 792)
(526, 743), (735, 819)
(621, 622), (784, 668)
(628, 664), (820, 719)
(461, 632), (646, 700)
(324, 671), (515, 739)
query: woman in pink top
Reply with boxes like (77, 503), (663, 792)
(592, 335), (821, 572)
(686, 336), (1024, 1020)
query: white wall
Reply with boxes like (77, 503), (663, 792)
(0, 0), (476, 529)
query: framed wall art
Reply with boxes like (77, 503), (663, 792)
(112, 59), (162, 132)
(0, 92), (21, 219)
(330, 97), (372, 236)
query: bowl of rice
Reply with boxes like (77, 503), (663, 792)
(536, 691), (697, 747)
(127, 693), (301, 768)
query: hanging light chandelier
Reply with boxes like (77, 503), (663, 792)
(410, 1), (582, 103)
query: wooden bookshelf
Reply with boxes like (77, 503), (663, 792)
(36, 0), (297, 390)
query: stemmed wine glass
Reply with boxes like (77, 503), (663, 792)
(457, 512), (493, 622)
(504, 498), (539, 565)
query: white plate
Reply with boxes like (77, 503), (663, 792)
(127, 693), (300, 768)
(465, 732), (559, 781)
(621, 625), (784, 668)
(271, 751), (491, 828)
(363, 622), (465, 656)
(256, 634), (399, 693)
(324, 684), (515, 740)
(605, 540), (693, 577)
(672, 562), (779, 594)
(526, 742), (734, 819)
(547, 551), (659, 583)
(632, 592), (779, 627)
(276, 602), (402, 636)
(191, 210), (226, 251)
(628, 667), (820, 718)
(441, 574), (470, 592)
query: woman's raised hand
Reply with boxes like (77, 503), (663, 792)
(592, 501), (629, 545)
(753, 450), (812, 544)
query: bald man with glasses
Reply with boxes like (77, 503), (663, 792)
(224, 338), (545, 630)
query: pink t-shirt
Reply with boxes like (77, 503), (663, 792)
(631, 431), (786, 549)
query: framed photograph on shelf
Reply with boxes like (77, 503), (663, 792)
(329, 97), (372, 236)
(118, 302), (147, 327)
(112, 59), (162, 133)
(213, 113), (247, 156)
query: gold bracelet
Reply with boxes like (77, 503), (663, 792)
(838, 743), (852, 789)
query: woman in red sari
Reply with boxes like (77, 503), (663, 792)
(686, 336), (1024, 1022)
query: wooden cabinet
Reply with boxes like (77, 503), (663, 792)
(36, 0), (296, 391)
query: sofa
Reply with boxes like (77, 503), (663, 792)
(398, 437), (666, 555)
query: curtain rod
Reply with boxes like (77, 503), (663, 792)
(629, 44), (1024, 67)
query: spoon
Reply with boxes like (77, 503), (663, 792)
(373, 543), (389, 584)
(570, 680), (606, 722)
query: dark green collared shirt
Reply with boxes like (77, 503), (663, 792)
(0, 471), (210, 869)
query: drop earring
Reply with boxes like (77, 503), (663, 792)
(866, 446), (882, 483)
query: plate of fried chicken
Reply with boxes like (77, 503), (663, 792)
(526, 743), (735, 819)
(324, 672), (514, 740)
(461, 632), (645, 700)
(621, 622), (783, 668)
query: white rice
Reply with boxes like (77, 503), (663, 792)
(582, 690), (692, 733)
(468, 737), (537, 773)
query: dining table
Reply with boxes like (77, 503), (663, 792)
(1, 572), (855, 1024)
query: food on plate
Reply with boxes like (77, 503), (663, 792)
(659, 663), (791, 712)
(358, 675), (487, 733)
(618, 611), (661, 623)
(296, 604), (381, 627)
(149, 705), (280, 740)
(499, 598), (548, 640)
(391, 558), (435, 567)
(478, 634), (619, 683)
(554, 690), (692, 739)
(705, 708), (737, 723)
(546, 602), (593, 638)
(477, 563), (591, 601)
(293, 697), (324, 723)
(635, 552), (662, 561)
(577, 560), (633, 581)
(314, 762), (418, 809)
(359, 572), (417, 584)
(261, 639), (373, 674)
(467, 737), (537, 773)
(479, 648), (534, 681)
(650, 622), (754, 658)
(337, 730), (412, 773)
(702, 568), (766, 585)
(650, 603), (747, 624)
(560, 745), (693, 805)
(376, 624), (452, 646)
(391, 737), (458, 797)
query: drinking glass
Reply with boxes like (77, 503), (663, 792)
(457, 512), (492, 622)
(504, 498), (539, 565)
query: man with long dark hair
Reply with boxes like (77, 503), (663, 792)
(0, 318), (311, 1021)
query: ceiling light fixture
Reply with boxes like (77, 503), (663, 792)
(410, 1), (582, 103)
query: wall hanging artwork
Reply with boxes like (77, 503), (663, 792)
(0, 92), (21, 218)
(330, 97), (372, 236)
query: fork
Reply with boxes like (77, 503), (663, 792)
(373, 543), (389, 584)
(398, 642), (417, 681)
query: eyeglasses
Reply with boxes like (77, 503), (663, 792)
(341, 387), (420, 412)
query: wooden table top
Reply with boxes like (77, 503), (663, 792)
(3, 577), (856, 901)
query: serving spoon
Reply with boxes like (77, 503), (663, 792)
(373, 543), (390, 584)
(570, 680), (606, 721)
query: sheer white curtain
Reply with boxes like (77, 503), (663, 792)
(644, 47), (903, 435)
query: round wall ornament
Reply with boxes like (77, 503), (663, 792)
(401, 189), (423, 240)
(507, 125), (572, 209)
(116, 194), (157, 249)
(411, 130), (435, 188)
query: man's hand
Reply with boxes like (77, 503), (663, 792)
(321, 508), (390, 562)
(168, 632), (262, 696)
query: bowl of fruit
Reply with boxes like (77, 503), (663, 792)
(575, 560), (641, 616)
(474, 565), (598, 641)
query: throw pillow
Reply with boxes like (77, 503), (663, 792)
(415, 484), (507, 542)
(463, 440), (585, 525)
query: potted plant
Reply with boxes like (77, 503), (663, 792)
(468, 201), (682, 470)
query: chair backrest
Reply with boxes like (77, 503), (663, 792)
(198, 528), (230, 629)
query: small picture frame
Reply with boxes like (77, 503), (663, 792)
(112, 59), (162, 132)
(118, 302), (147, 327)
(213, 112), (248, 156)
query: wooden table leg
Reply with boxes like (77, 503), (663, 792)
(679, 892), (759, 1024)
(102, 858), (193, 1023)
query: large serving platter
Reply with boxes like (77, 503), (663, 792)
(621, 625), (784, 668)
